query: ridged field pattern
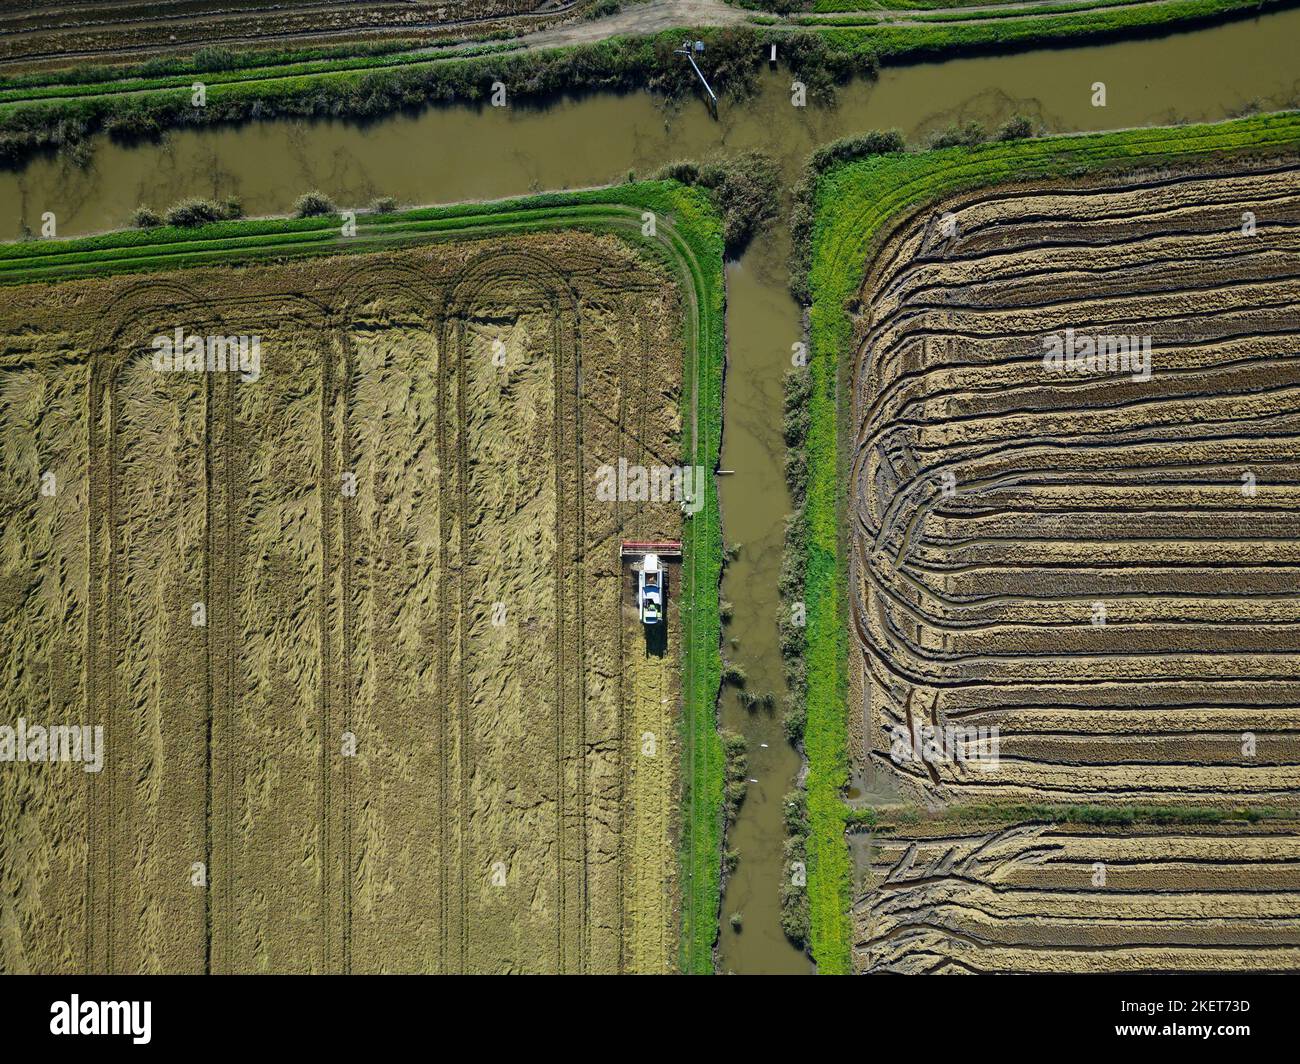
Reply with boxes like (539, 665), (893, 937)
(850, 161), (1300, 808)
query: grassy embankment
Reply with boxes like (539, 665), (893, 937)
(802, 0), (1267, 18)
(798, 0), (1290, 58)
(796, 109), (1300, 974)
(0, 179), (727, 974)
(810, 0), (1151, 10)
(2, 0), (1294, 166)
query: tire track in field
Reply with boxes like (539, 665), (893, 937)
(434, 311), (453, 976)
(316, 322), (334, 973)
(104, 352), (121, 974)
(338, 322), (356, 975)
(221, 365), (239, 973)
(85, 350), (109, 973)
(612, 294), (654, 971)
(570, 302), (590, 975)
(202, 366), (216, 974)
(455, 313), (472, 974)
(613, 293), (629, 974)
(548, 306), (568, 973)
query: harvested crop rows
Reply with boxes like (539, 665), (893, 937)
(0, 1), (574, 68)
(830, 148), (1300, 974)
(856, 818), (1300, 973)
(849, 158), (1300, 809)
(0, 228), (686, 974)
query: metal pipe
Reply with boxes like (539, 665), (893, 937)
(674, 45), (717, 108)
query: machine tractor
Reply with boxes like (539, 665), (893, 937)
(620, 541), (682, 626)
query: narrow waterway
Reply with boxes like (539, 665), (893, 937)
(3, 8), (1296, 973)
(717, 227), (808, 973)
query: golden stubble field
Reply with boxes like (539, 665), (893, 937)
(846, 156), (1300, 972)
(0, 231), (685, 973)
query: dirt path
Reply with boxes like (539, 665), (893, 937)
(515, 0), (748, 50)
(436, 0), (1237, 60)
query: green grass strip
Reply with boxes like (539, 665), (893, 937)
(804, 109), (1300, 975)
(0, 48), (481, 107)
(803, 0), (1185, 24)
(812, 0), (1203, 15)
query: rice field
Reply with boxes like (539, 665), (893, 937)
(856, 816), (1300, 973)
(850, 158), (1300, 809)
(0, 188), (725, 974)
(802, 112), (1300, 972)
(0, 1), (571, 68)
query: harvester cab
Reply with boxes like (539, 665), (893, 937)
(620, 541), (681, 628)
(637, 553), (663, 626)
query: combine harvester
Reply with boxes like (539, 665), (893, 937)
(621, 541), (682, 626)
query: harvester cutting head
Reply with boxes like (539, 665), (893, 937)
(619, 540), (682, 560)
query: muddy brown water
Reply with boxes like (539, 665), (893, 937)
(3, 8), (1297, 973)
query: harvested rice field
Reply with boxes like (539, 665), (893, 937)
(802, 113), (1300, 973)
(0, 1), (571, 68)
(0, 188), (725, 974)
(849, 157), (1300, 808)
(854, 815), (1300, 973)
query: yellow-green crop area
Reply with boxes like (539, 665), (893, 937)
(0, 184), (725, 974)
(804, 111), (1300, 973)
